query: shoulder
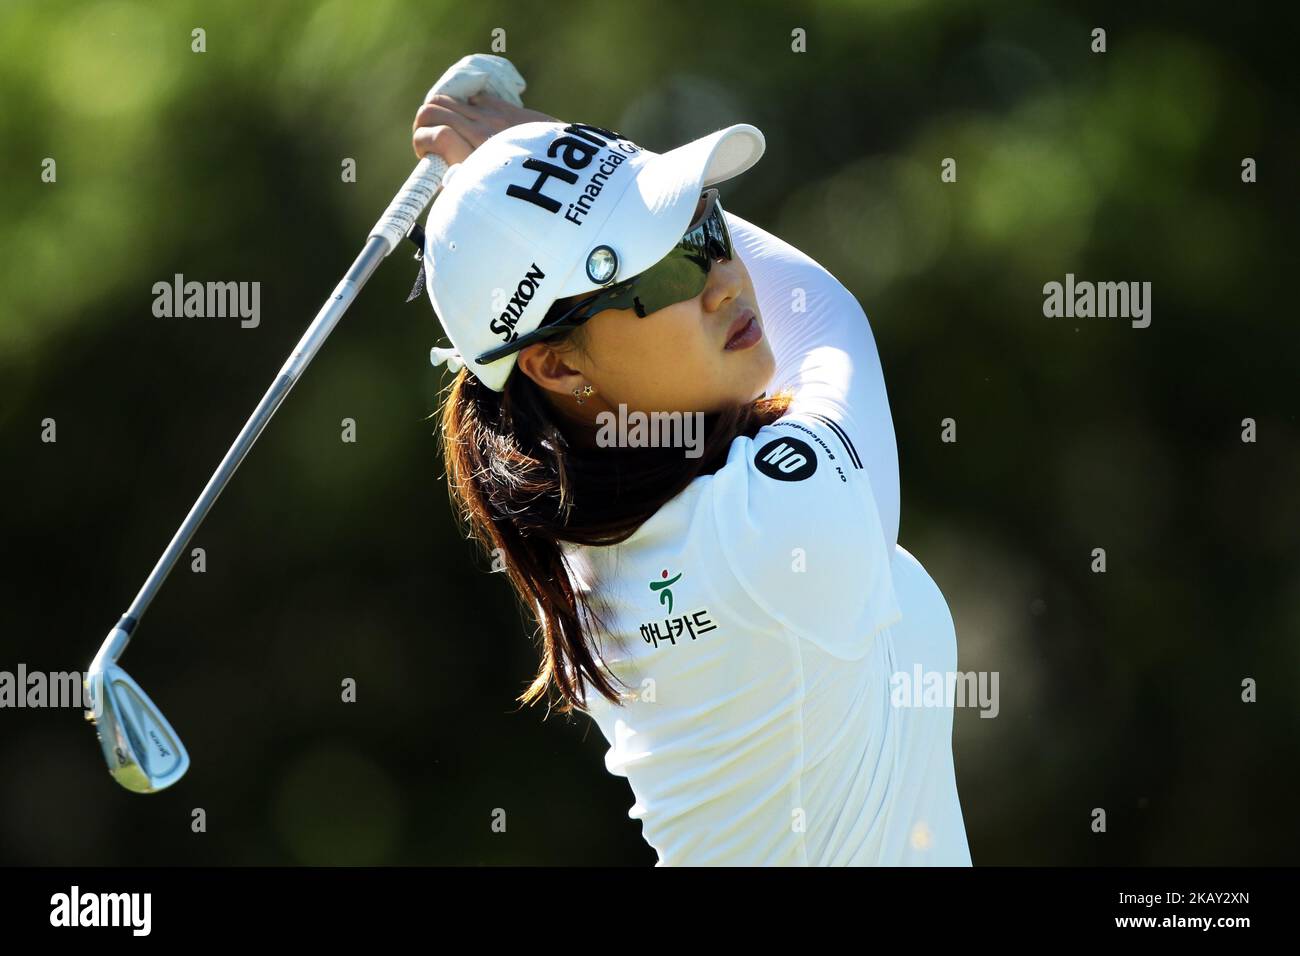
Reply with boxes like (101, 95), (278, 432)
(725, 210), (836, 281)
(699, 412), (900, 658)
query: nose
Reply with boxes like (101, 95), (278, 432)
(701, 254), (743, 313)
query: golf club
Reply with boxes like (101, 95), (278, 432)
(82, 53), (527, 793)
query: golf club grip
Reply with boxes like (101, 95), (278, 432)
(368, 52), (527, 252)
(368, 152), (449, 252)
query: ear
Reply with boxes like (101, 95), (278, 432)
(515, 341), (585, 398)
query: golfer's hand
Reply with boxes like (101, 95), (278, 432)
(412, 92), (558, 165)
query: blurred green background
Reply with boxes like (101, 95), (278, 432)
(1, 0), (1297, 865)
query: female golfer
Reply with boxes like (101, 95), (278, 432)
(412, 92), (972, 866)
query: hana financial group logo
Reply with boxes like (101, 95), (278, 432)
(649, 568), (683, 614)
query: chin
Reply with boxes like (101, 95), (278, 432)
(748, 348), (777, 399)
(739, 368), (777, 406)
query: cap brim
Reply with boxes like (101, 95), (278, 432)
(554, 123), (766, 301)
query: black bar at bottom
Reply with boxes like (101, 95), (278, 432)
(1, 865), (1287, 940)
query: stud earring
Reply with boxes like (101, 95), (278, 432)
(573, 384), (595, 405)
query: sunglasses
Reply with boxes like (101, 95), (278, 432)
(475, 188), (734, 366)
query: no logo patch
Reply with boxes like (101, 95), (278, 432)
(754, 436), (817, 481)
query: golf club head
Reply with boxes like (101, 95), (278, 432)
(84, 658), (189, 794)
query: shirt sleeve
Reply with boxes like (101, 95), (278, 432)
(705, 417), (902, 660)
(726, 210), (900, 551)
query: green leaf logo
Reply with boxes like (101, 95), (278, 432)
(649, 568), (683, 615)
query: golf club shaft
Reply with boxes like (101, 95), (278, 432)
(95, 53), (526, 672)
(113, 236), (389, 643)
(107, 149), (453, 662)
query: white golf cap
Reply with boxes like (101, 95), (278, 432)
(423, 119), (766, 391)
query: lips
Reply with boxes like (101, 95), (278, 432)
(724, 308), (760, 350)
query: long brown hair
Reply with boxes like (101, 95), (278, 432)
(436, 339), (793, 715)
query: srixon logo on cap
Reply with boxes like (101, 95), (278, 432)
(505, 123), (641, 226)
(489, 262), (545, 345)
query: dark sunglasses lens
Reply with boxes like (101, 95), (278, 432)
(565, 194), (732, 321)
(685, 199), (731, 261)
(632, 252), (709, 314)
(625, 201), (732, 315)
